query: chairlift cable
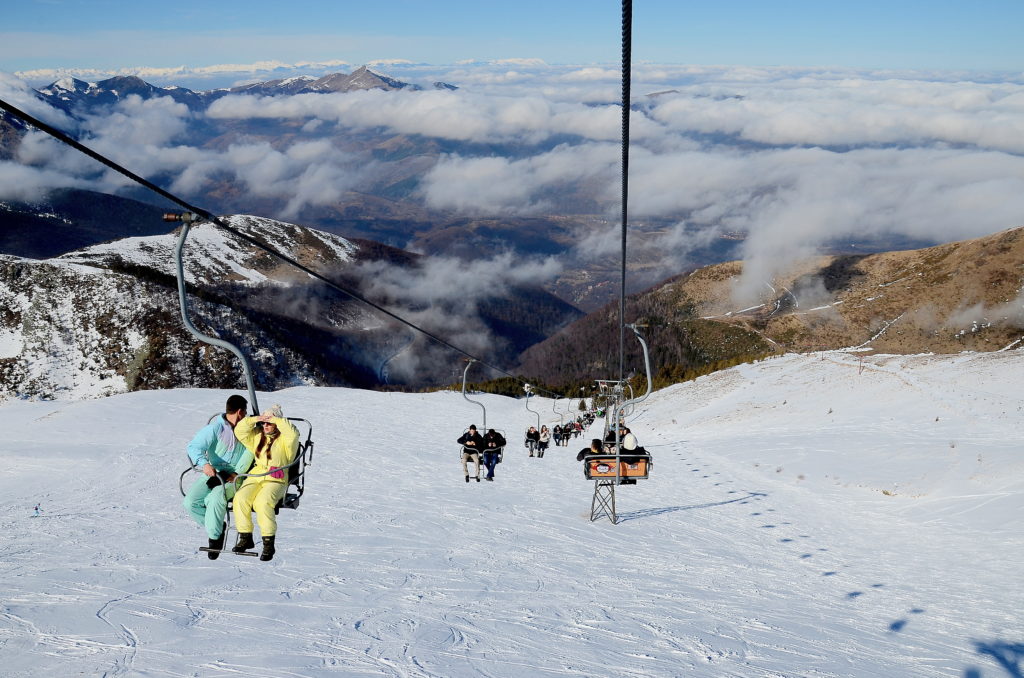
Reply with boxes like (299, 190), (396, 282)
(619, 0), (632, 385)
(0, 96), (567, 398)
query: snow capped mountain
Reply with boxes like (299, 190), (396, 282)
(35, 74), (209, 114)
(277, 65), (423, 94)
(226, 74), (318, 97)
(0, 350), (1020, 676)
(31, 66), (432, 117)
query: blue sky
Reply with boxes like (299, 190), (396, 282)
(3, 0), (1023, 74)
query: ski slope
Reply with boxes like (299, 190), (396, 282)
(1, 351), (1022, 677)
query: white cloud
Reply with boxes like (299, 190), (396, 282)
(647, 77), (1024, 153)
(419, 144), (619, 214)
(491, 58), (548, 67)
(0, 161), (83, 201)
(6, 63), (1024, 300)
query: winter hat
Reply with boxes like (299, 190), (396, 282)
(261, 404), (284, 419)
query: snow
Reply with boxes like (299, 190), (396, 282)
(58, 214), (357, 286)
(0, 327), (22, 358)
(1, 351), (1021, 677)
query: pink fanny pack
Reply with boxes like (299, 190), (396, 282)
(269, 466), (284, 479)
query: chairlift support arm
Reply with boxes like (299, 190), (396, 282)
(170, 212), (260, 415)
(611, 324), (652, 429)
(461, 359), (487, 432)
(523, 385), (541, 430)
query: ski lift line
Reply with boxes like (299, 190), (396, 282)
(0, 96), (567, 398)
(618, 0), (632, 385)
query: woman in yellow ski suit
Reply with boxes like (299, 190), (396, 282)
(231, 405), (299, 561)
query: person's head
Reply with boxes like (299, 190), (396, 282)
(488, 429), (496, 435)
(529, 426), (536, 432)
(591, 438), (603, 450)
(468, 425), (477, 434)
(259, 404), (284, 435)
(541, 425), (548, 431)
(225, 394), (248, 424)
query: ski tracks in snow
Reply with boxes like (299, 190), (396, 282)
(1, 381), (1021, 676)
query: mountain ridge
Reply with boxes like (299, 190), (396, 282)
(517, 225), (1024, 388)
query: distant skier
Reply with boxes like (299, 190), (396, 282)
(183, 395), (253, 560)
(33, 504), (41, 517)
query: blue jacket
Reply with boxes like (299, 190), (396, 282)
(186, 415), (253, 474)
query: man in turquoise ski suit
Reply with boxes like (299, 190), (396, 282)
(183, 395), (253, 559)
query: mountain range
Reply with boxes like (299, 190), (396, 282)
(33, 65), (454, 116)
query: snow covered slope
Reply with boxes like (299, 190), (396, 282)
(0, 351), (1021, 677)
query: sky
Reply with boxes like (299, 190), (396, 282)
(3, 0), (1024, 75)
(1, 351), (1022, 675)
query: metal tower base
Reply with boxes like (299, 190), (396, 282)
(590, 479), (618, 524)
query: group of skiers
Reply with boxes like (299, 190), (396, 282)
(182, 395), (300, 562)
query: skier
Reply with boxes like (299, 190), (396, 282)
(33, 503), (41, 517)
(457, 425), (484, 482)
(231, 404), (300, 562)
(183, 395), (253, 560)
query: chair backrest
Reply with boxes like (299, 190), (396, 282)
(281, 418), (313, 509)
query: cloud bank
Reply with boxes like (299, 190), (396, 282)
(3, 62), (1024, 304)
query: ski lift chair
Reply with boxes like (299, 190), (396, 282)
(458, 427), (507, 462)
(179, 417), (315, 514)
(582, 448), (652, 484)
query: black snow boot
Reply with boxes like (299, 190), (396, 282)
(232, 532), (255, 553)
(260, 535), (276, 562)
(207, 532), (226, 560)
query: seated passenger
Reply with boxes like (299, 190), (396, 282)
(457, 424), (484, 482)
(576, 438), (605, 462)
(525, 426), (540, 455)
(483, 429), (506, 481)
